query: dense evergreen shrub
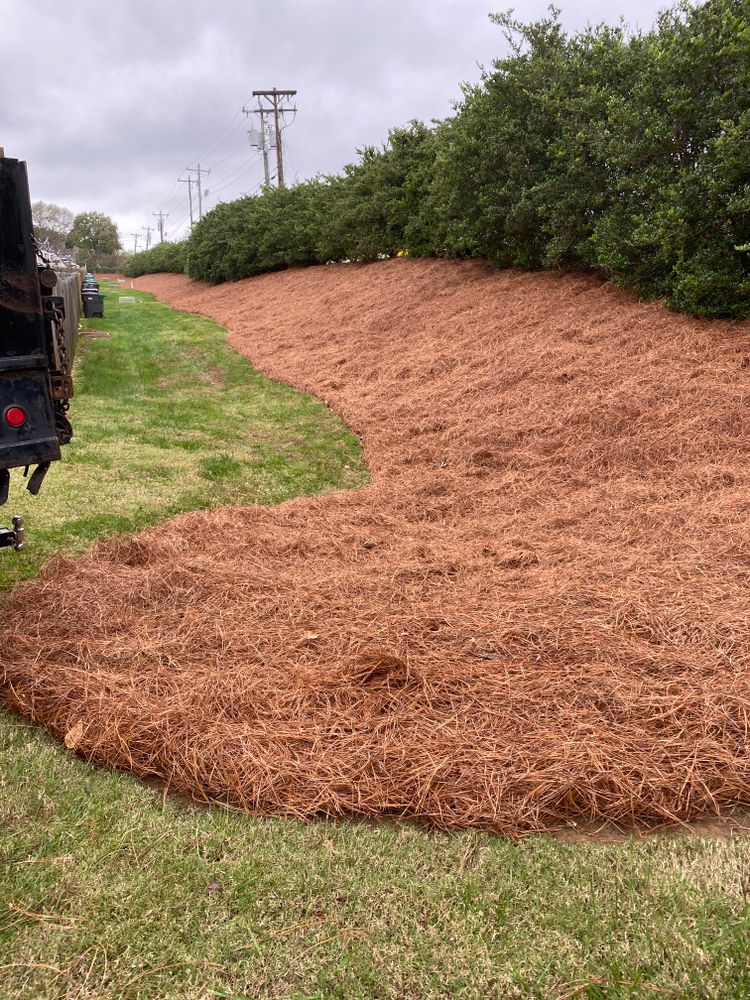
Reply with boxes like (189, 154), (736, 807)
(123, 241), (186, 278)
(183, 0), (749, 317)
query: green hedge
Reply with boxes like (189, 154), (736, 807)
(153, 0), (750, 317)
(123, 241), (187, 278)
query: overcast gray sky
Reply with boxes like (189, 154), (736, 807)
(2, 0), (669, 250)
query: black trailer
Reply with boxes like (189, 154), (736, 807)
(0, 152), (79, 549)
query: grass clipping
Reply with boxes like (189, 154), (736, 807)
(4, 259), (750, 837)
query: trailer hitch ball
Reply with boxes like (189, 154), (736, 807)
(12, 515), (24, 550)
(0, 515), (25, 551)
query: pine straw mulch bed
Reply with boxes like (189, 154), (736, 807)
(3, 258), (750, 837)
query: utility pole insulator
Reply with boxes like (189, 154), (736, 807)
(246, 88), (297, 188)
(245, 112), (272, 187)
(186, 164), (211, 221)
(153, 210), (169, 243)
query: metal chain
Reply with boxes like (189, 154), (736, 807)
(31, 234), (51, 266)
(54, 310), (69, 379)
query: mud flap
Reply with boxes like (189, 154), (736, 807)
(26, 461), (50, 496)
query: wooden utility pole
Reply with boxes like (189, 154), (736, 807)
(186, 163), (211, 220)
(244, 108), (272, 186)
(142, 224), (153, 250)
(178, 176), (194, 228)
(249, 88), (297, 188)
(130, 232), (140, 254)
(260, 112), (271, 186)
(153, 210), (169, 242)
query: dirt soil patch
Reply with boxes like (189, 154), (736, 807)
(4, 258), (750, 836)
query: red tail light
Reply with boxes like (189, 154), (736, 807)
(4, 406), (27, 427)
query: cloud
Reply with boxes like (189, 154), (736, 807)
(2, 0), (669, 246)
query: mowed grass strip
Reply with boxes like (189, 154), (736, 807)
(0, 281), (366, 591)
(3, 719), (750, 999)
(3, 282), (750, 999)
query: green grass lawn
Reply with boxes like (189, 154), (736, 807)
(0, 281), (365, 591)
(2, 282), (750, 999)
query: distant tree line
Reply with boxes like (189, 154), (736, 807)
(124, 0), (750, 318)
(33, 202), (122, 269)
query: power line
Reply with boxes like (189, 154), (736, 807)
(169, 212), (191, 241)
(147, 96), (287, 235)
(177, 176), (195, 228)
(157, 177), (181, 214)
(170, 208), (190, 231)
(210, 150), (263, 190)
(244, 108), (272, 186)
(194, 108), (245, 165)
(206, 137), (253, 172)
(153, 210), (169, 243)
(169, 212), (191, 242)
(152, 106), (246, 218)
(283, 130), (300, 187)
(249, 88), (297, 187)
(185, 164), (211, 221)
(209, 154), (263, 197)
(238, 180), (266, 199)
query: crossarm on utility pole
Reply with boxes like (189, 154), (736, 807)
(249, 88), (297, 188)
(153, 210), (169, 242)
(186, 164), (211, 220)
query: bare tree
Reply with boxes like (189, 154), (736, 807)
(31, 200), (74, 251)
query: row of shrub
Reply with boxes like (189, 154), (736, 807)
(125, 0), (750, 317)
(122, 240), (186, 278)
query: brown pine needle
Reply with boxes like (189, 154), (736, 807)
(4, 259), (750, 837)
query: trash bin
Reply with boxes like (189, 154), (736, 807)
(82, 292), (104, 318)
